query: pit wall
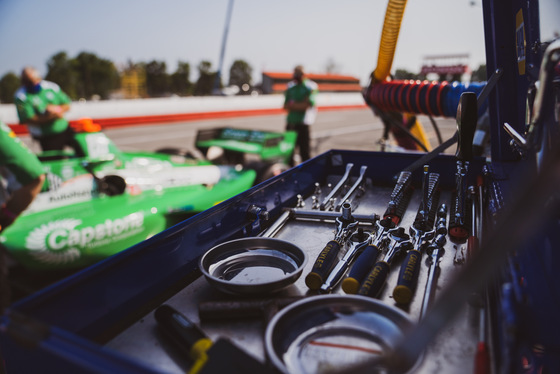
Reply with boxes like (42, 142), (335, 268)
(0, 92), (366, 134)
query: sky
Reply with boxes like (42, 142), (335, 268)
(0, 0), (491, 86)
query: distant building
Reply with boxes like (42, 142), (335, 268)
(261, 71), (362, 94)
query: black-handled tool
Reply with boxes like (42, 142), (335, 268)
(392, 166), (440, 305)
(342, 172), (413, 294)
(342, 218), (393, 294)
(456, 92), (478, 162)
(305, 202), (358, 290)
(320, 227), (371, 293)
(357, 227), (412, 298)
(449, 92), (478, 241)
(155, 305), (268, 374)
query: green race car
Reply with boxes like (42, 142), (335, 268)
(0, 126), (257, 271)
(195, 127), (297, 180)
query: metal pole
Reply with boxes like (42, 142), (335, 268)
(213, 0), (234, 94)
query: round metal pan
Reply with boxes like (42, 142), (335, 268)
(265, 294), (422, 374)
(199, 237), (307, 295)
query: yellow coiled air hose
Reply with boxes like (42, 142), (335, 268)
(372, 0), (431, 151)
(373, 0), (408, 83)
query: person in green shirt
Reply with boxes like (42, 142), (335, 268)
(0, 120), (46, 311)
(0, 121), (45, 231)
(283, 65), (318, 165)
(0, 121), (45, 311)
(14, 66), (83, 156)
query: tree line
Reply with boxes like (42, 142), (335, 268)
(0, 50), (487, 104)
(0, 51), (254, 103)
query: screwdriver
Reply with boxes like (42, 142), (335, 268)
(154, 304), (268, 374)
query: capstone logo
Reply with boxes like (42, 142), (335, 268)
(25, 213), (145, 265)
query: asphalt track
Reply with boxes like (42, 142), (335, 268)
(33, 107), (458, 157)
(110, 107), (459, 156)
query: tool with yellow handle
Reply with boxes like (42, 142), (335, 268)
(305, 202), (358, 290)
(320, 227), (371, 294)
(357, 226), (412, 297)
(342, 170), (413, 294)
(154, 305), (268, 374)
(341, 218), (391, 294)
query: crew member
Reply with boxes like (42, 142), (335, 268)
(283, 65), (318, 165)
(0, 121), (45, 231)
(14, 66), (83, 156)
(0, 121), (45, 311)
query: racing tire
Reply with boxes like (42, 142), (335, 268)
(99, 175), (127, 196)
(156, 147), (204, 160)
(255, 162), (291, 184)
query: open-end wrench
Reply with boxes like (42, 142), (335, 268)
(305, 202), (358, 290)
(320, 227), (371, 293)
(336, 165), (368, 211)
(320, 163), (354, 211)
(357, 227), (413, 298)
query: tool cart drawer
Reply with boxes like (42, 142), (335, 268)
(0, 149), (489, 373)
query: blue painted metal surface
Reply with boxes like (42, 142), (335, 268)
(1, 0), (559, 372)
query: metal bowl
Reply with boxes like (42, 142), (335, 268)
(199, 237), (307, 295)
(265, 294), (421, 374)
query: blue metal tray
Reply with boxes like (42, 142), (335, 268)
(0, 149), (486, 373)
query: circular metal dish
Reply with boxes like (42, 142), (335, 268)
(265, 295), (421, 374)
(199, 237), (307, 295)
